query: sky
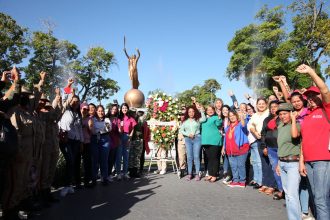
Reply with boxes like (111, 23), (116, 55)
(1, 0), (329, 106)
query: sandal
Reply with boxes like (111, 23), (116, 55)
(265, 187), (275, 195)
(258, 186), (268, 193)
(273, 192), (284, 200)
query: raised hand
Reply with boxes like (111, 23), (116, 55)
(272, 86), (279, 93)
(11, 66), (20, 82)
(228, 90), (234, 97)
(290, 111), (298, 119)
(244, 93), (251, 100)
(272, 76), (281, 83)
(40, 71), (47, 80)
(300, 88), (307, 94)
(68, 78), (74, 85)
(296, 64), (314, 74)
(279, 75), (287, 82)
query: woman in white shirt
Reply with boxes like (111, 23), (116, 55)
(247, 98), (269, 189)
(89, 105), (112, 186)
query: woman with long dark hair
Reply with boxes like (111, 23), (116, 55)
(223, 110), (249, 187)
(90, 105), (111, 186)
(115, 103), (137, 180)
(105, 104), (121, 181)
(179, 104), (206, 181)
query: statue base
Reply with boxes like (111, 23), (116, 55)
(124, 89), (145, 108)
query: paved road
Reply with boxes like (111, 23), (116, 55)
(33, 172), (287, 220)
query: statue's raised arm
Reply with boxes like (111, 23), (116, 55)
(124, 47), (130, 59)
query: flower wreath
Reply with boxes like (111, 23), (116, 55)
(146, 93), (180, 149)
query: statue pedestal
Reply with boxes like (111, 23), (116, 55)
(124, 89), (145, 108)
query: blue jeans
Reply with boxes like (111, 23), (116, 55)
(267, 147), (283, 191)
(250, 141), (262, 185)
(306, 161), (330, 220)
(91, 135), (110, 180)
(115, 133), (129, 175)
(228, 152), (248, 183)
(279, 161), (301, 220)
(185, 135), (201, 175)
(223, 154), (230, 174)
(299, 177), (310, 214)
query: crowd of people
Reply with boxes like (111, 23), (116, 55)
(0, 64), (329, 220)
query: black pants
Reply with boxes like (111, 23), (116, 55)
(139, 145), (146, 172)
(258, 147), (277, 188)
(200, 146), (208, 172)
(108, 147), (117, 176)
(59, 139), (81, 186)
(82, 143), (92, 184)
(204, 145), (220, 177)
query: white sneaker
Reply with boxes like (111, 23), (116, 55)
(68, 186), (75, 194)
(159, 170), (166, 175)
(60, 187), (69, 197)
(153, 170), (160, 174)
(107, 175), (114, 182)
(123, 174), (130, 180)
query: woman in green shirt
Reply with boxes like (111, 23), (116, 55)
(179, 105), (206, 181)
(201, 105), (222, 182)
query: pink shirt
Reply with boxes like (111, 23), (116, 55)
(122, 115), (137, 134)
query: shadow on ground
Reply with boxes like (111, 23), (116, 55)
(34, 175), (162, 220)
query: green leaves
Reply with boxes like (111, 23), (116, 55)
(72, 47), (119, 103)
(0, 13), (29, 72)
(226, 0), (330, 96)
(175, 79), (221, 106)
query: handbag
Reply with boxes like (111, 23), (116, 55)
(58, 128), (68, 143)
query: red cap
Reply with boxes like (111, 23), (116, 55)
(303, 86), (320, 96)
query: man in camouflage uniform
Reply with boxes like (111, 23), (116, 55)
(2, 71), (44, 219)
(38, 89), (62, 205)
(128, 110), (146, 178)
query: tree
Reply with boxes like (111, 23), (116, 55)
(175, 79), (221, 106)
(227, 6), (287, 95)
(24, 31), (80, 96)
(72, 47), (119, 103)
(0, 13), (29, 72)
(226, 0), (330, 95)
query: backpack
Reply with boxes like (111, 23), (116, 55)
(0, 116), (18, 160)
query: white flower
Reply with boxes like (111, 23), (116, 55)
(169, 97), (172, 101)
(156, 130), (160, 133)
(164, 138), (168, 142)
(158, 100), (164, 107)
(175, 105), (178, 108)
(165, 99), (168, 102)
(159, 139), (163, 143)
(168, 107), (172, 111)
(148, 95), (153, 98)
(163, 93), (166, 96)
(174, 110), (178, 114)
(175, 98), (178, 102)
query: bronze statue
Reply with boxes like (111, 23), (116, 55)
(123, 37), (145, 108)
(124, 45), (140, 89)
